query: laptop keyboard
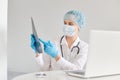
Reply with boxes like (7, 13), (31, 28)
(66, 70), (85, 75)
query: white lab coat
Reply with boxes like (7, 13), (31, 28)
(36, 36), (88, 71)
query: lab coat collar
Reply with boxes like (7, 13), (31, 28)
(60, 36), (80, 49)
(71, 37), (80, 49)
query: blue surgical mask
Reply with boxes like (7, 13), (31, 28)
(63, 25), (76, 37)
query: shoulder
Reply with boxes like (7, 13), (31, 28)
(80, 39), (88, 49)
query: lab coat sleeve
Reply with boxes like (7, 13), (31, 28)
(35, 53), (51, 71)
(56, 42), (88, 70)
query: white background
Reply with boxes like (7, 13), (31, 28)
(0, 0), (7, 79)
(8, 0), (120, 73)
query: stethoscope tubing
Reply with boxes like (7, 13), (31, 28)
(60, 35), (80, 57)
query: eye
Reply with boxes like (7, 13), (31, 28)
(69, 22), (74, 26)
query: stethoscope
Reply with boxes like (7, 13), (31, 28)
(60, 35), (80, 57)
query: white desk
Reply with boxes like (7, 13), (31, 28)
(12, 71), (120, 80)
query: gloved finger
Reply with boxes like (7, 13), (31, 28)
(35, 41), (40, 47)
(31, 34), (35, 44)
(39, 38), (46, 44)
(31, 34), (35, 38)
(31, 34), (36, 41)
(44, 46), (51, 53)
(47, 41), (53, 47)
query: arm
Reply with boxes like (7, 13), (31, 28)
(39, 38), (88, 70)
(35, 53), (51, 71)
(56, 43), (88, 70)
(30, 34), (51, 71)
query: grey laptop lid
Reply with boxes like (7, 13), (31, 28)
(66, 30), (120, 78)
(85, 30), (120, 78)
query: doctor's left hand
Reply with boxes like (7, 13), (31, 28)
(39, 38), (58, 58)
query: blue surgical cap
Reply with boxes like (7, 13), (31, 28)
(64, 10), (85, 29)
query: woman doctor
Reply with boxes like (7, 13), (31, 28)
(31, 10), (88, 71)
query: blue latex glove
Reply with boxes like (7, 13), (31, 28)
(39, 38), (58, 58)
(30, 34), (40, 53)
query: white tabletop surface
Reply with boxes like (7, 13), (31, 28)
(12, 70), (120, 80)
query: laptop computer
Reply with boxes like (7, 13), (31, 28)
(66, 30), (120, 78)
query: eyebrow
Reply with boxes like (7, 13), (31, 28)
(69, 22), (73, 24)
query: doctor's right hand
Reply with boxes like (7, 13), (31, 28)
(30, 34), (40, 53)
(39, 38), (58, 58)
